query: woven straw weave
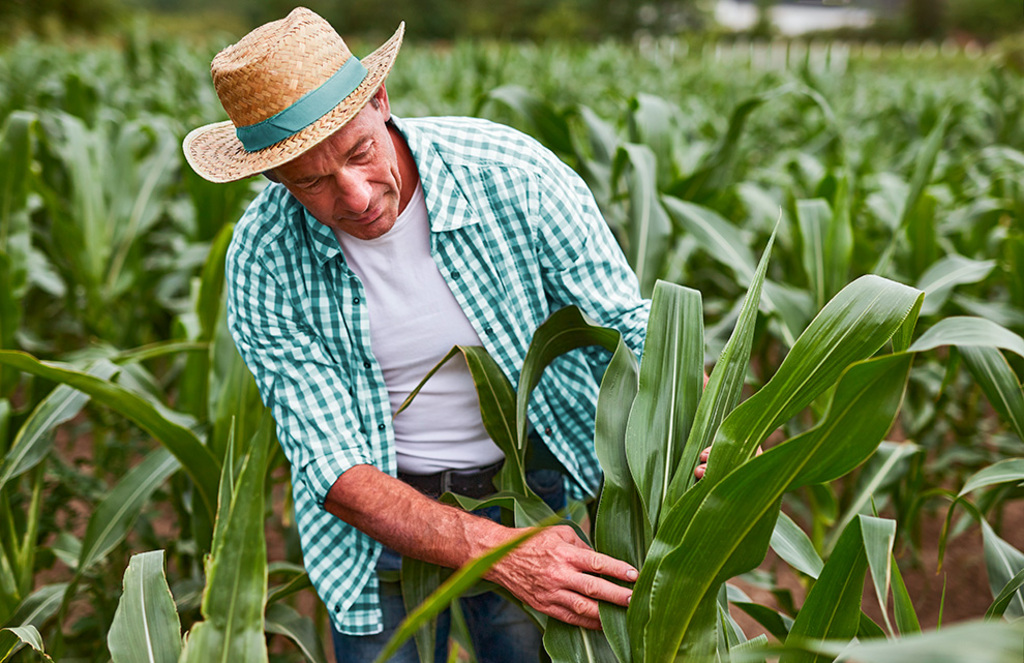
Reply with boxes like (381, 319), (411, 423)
(183, 7), (404, 183)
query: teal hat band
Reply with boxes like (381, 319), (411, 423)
(235, 56), (368, 152)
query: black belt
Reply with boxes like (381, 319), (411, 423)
(398, 460), (503, 500)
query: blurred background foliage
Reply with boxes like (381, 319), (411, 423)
(1, 0), (1023, 44)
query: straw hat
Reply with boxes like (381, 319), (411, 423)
(183, 7), (404, 183)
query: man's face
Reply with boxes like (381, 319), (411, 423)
(271, 86), (409, 241)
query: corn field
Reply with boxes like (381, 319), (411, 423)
(0, 26), (1023, 662)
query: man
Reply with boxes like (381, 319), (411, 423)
(183, 7), (651, 661)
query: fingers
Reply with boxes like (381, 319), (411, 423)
(574, 543), (639, 584)
(493, 526), (637, 629)
(546, 602), (603, 630)
(694, 445), (711, 479)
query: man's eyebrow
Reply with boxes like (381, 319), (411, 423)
(290, 137), (372, 184)
(346, 136), (372, 156)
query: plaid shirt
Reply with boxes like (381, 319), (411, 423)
(225, 115), (649, 635)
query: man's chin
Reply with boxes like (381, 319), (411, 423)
(340, 216), (396, 240)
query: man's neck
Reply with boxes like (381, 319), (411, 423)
(388, 121), (420, 215)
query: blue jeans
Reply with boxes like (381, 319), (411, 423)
(332, 469), (566, 663)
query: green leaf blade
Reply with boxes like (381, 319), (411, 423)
(108, 550), (182, 663)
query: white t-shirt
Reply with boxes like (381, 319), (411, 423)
(334, 183), (505, 474)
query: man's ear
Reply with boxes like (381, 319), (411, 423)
(371, 83), (391, 122)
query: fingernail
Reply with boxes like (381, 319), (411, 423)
(626, 569), (638, 581)
(627, 593), (632, 605)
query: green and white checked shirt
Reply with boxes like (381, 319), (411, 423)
(226, 115), (649, 635)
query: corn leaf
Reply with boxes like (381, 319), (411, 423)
(665, 225), (775, 504)
(373, 523), (550, 663)
(77, 448), (179, 574)
(780, 515), (871, 663)
(631, 352), (914, 663)
(0, 625), (52, 662)
(627, 94), (681, 190)
(180, 411), (274, 663)
(959, 346), (1024, 443)
(916, 255), (996, 317)
(770, 511), (823, 579)
(826, 442), (920, 554)
(874, 110), (950, 275)
(705, 276), (922, 483)
(809, 619), (1024, 663)
(179, 222), (235, 421)
(824, 176), (853, 301)
(613, 144), (672, 296)
(264, 603), (329, 663)
(398, 345), (526, 496)
(209, 317), (264, 466)
(980, 519), (1024, 619)
(795, 199), (832, 310)
(0, 360), (119, 493)
(543, 621), (618, 663)
(959, 459), (1024, 498)
(592, 330), (641, 662)
(515, 306), (621, 454)
(478, 85), (574, 156)
(662, 196), (756, 285)
(401, 558), (446, 663)
(908, 317), (1024, 359)
(674, 88), (779, 203)
(0, 111), (37, 397)
(625, 282), (703, 531)
(266, 568), (312, 605)
(736, 621), (1024, 663)
(985, 567), (1024, 621)
(891, 556), (921, 635)
(108, 550), (182, 663)
(861, 516), (897, 637)
(6, 583), (66, 631)
(731, 600), (793, 641)
(0, 351), (220, 520)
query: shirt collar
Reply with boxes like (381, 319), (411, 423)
(302, 203), (343, 267)
(391, 115), (481, 233)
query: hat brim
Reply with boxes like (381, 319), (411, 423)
(183, 23), (404, 183)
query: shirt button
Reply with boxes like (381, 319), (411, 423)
(363, 360), (371, 369)
(378, 423), (386, 431)
(483, 326), (493, 335)
(451, 270), (461, 279)
(353, 297), (360, 304)
(334, 604), (341, 613)
(545, 427), (553, 435)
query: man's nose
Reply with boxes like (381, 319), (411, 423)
(333, 170), (372, 216)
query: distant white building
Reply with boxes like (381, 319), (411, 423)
(715, 0), (883, 35)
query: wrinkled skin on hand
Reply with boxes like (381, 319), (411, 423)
(487, 525), (638, 630)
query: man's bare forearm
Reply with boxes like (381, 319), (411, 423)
(324, 463), (637, 629)
(324, 463), (508, 567)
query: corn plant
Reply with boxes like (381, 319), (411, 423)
(381, 229), (1024, 662)
(0, 225), (324, 661)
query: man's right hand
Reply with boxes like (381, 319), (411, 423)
(325, 464), (635, 630)
(484, 524), (636, 630)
